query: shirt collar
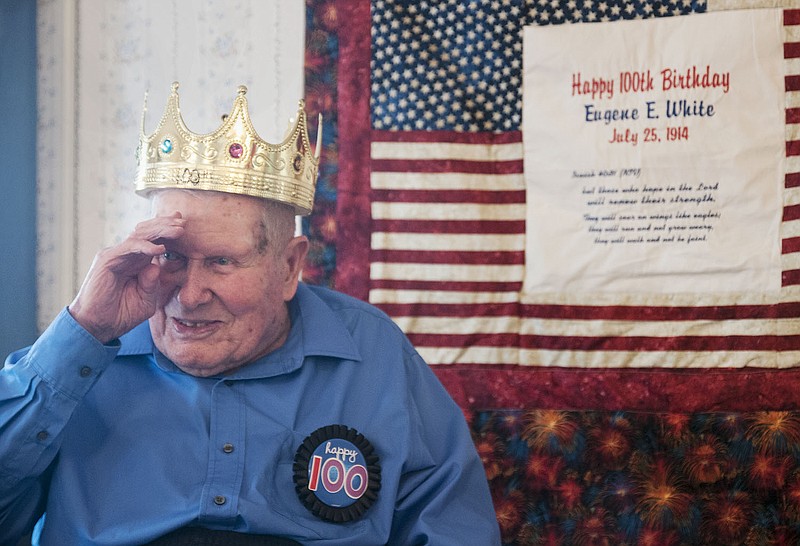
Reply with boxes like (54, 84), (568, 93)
(117, 283), (361, 379)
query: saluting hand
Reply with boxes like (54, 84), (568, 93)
(68, 212), (185, 344)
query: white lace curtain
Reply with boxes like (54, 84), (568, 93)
(36, 0), (305, 330)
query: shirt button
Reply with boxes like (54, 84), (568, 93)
(79, 366), (92, 377)
(222, 443), (234, 454)
(213, 495), (227, 506)
(36, 431), (49, 441)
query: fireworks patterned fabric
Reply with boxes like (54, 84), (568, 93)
(472, 409), (800, 544)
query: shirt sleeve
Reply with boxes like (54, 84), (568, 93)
(390, 350), (501, 545)
(0, 307), (119, 541)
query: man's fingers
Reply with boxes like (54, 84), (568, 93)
(101, 214), (185, 271)
(102, 239), (166, 275)
(132, 213), (185, 245)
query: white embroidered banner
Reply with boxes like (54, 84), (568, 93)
(522, 9), (786, 294)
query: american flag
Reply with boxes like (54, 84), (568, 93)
(306, 1), (800, 413)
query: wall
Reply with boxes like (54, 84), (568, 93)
(0, 0), (37, 358)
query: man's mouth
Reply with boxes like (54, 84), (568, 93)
(176, 319), (208, 327)
(171, 317), (221, 336)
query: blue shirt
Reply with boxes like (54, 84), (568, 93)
(0, 284), (500, 545)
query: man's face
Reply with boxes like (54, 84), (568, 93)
(149, 191), (306, 377)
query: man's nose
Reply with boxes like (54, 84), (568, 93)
(175, 261), (213, 309)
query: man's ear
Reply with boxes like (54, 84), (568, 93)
(282, 235), (310, 301)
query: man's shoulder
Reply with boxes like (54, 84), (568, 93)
(298, 283), (409, 348)
(301, 283), (393, 323)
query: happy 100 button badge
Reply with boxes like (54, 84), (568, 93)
(293, 424), (381, 523)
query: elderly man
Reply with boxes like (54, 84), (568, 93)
(0, 84), (500, 545)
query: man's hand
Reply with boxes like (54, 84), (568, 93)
(68, 213), (185, 344)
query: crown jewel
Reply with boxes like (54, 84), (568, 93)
(135, 82), (321, 215)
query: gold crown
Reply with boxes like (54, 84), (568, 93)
(135, 82), (321, 215)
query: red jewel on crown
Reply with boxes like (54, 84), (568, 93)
(229, 142), (244, 159)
